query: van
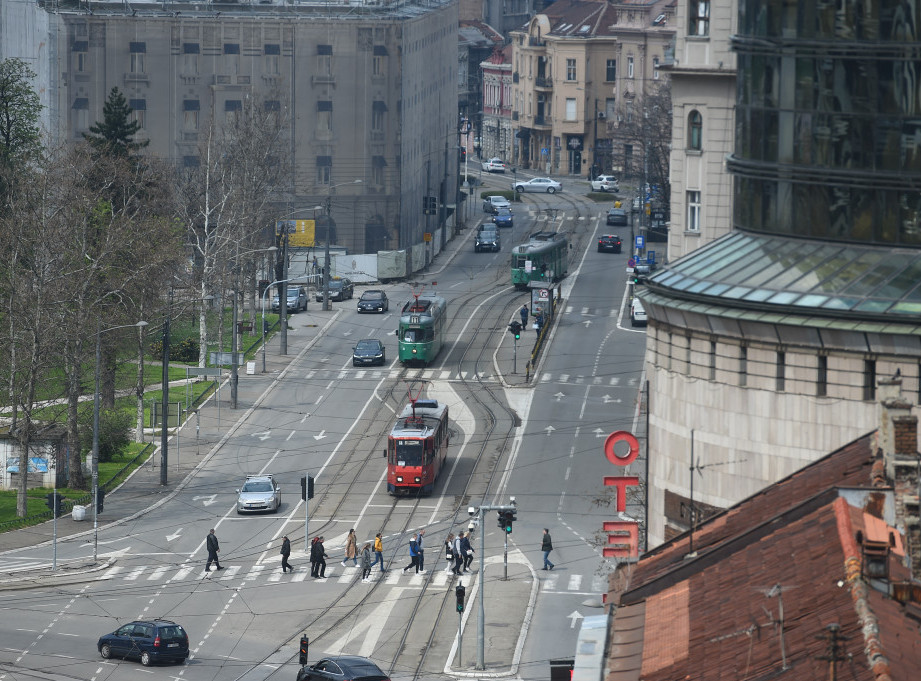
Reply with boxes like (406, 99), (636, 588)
(630, 298), (647, 327)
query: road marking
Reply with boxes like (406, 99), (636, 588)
(219, 565), (242, 581)
(123, 567), (145, 581)
(147, 567), (168, 581)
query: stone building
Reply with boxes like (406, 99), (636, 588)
(479, 44), (514, 162)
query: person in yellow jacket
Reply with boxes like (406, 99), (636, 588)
(369, 532), (385, 572)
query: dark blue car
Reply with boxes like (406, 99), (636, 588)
(493, 207), (513, 228)
(98, 619), (189, 666)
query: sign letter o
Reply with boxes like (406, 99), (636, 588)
(604, 431), (639, 467)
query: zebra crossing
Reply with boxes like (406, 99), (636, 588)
(96, 562), (603, 594)
(304, 368), (501, 383)
(539, 373), (638, 386)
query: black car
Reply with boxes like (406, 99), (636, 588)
(353, 339), (386, 366)
(606, 208), (628, 226)
(475, 228), (501, 252)
(357, 289), (389, 313)
(97, 619), (189, 666)
(316, 278), (354, 302)
(598, 234), (622, 253)
(297, 655), (390, 681)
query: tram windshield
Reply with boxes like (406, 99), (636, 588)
(394, 439), (423, 465)
(402, 328), (433, 342)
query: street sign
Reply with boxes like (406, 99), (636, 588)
(423, 232), (432, 242)
(210, 352), (243, 366)
(542, 147), (549, 157)
(648, 250), (656, 263)
(635, 235), (645, 250)
(627, 257), (636, 268)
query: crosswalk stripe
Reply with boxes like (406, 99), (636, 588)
(305, 370), (316, 380)
(356, 370), (367, 379)
(147, 567), (168, 581)
(220, 565), (242, 581)
(172, 566), (193, 582)
(124, 567), (145, 581)
(337, 567), (358, 584)
(440, 370), (451, 380)
(560, 374), (569, 383)
(245, 565), (266, 581)
(568, 575), (582, 591)
(292, 570), (308, 582)
(541, 373), (551, 382)
(98, 566), (124, 580)
(267, 571), (282, 583)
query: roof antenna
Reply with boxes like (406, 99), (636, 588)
(685, 430), (745, 557)
(815, 622), (849, 681)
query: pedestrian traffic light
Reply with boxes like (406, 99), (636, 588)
(301, 475), (315, 501)
(45, 492), (62, 518)
(509, 321), (521, 340)
(96, 488), (105, 514)
(298, 635), (309, 665)
(455, 584), (466, 612)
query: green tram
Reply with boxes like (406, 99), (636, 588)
(510, 231), (569, 290)
(397, 296), (448, 365)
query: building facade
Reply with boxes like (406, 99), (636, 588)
(640, 0), (921, 547)
(5, 2), (459, 257)
(508, 0), (675, 177)
(480, 44), (514, 162)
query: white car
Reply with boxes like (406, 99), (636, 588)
(483, 195), (511, 213)
(513, 177), (562, 194)
(590, 175), (619, 192)
(482, 158), (507, 173)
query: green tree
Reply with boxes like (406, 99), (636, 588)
(0, 58), (43, 197)
(83, 87), (149, 156)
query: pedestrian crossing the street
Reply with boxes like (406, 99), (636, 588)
(95, 562), (604, 595)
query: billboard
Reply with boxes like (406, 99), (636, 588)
(276, 219), (317, 248)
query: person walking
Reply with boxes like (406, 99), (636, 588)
(520, 304), (529, 327)
(461, 531), (475, 571)
(402, 533), (421, 574)
(360, 543), (373, 582)
(541, 528), (555, 570)
(369, 533), (385, 572)
(205, 529), (223, 572)
(309, 537), (320, 577)
(343, 529), (358, 566)
(534, 311), (544, 335)
(280, 535), (293, 573)
(416, 529), (426, 572)
(315, 536), (329, 578)
(444, 533), (455, 573)
(452, 532), (464, 575)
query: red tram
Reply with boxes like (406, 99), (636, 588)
(385, 398), (449, 495)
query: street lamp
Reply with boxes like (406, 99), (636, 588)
(93, 320), (147, 562)
(315, 179), (362, 311)
(229, 245), (276, 409)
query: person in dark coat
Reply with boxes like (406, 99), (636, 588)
(281, 535), (293, 573)
(360, 543), (373, 582)
(452, 532), (464, 575)
(309, 537), (319, 577)
(205, 529), (223, 572)
(416, 529), (426, 571)
(541, 528), (554, 570)
(314, 537), (329, 578)
(461, 532), (474, 571)
(520, 304), (529, 327)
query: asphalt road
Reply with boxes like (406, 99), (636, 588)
(0, 181), (647, 681)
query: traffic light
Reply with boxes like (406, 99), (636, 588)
(45, 492), (62, 518)
(300, 476), (315, 501)
(423, 196), (438, 215)
(504, 511), (514, 534)
(497, 510), (507, 529)
(96, 488), (105, 514)
(509, 321), (521, 340)
(455, 584), (466, 612)
(298, 635), (309, 665)
(460, 147), (467, 162)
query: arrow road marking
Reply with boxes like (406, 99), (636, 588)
(544, 426), (556, 436)
(593, 428), (605, 438)
(313, 430), (327, 441)
(568, 610), (584, 629)
(252, 431), (271, 441)
(601, 395), (622, 404)
(554, 392), (565, 401)
(193, 495), (217, 506)
(166, 528), (184, 542)
(582, 320), (592, 327)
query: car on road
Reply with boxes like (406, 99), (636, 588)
(630, 298), (648, 327)
(98, 619), (189, 666)
(483, 195), (511, 213)
(493, 206), (514, 228)
(513, 177), (562, 194)
(590, 175), (620, 192)
(597, 234), (623, 253)
(352, 338), (386, 366)
(475, 227), (501, 252)
(316, 277), (354, 302)
(481, 157), (507, 173)
(236, 474), (281, 514)
(357, 289), (389, 313)
(606, 208), (628, 226)
(297, 655), (391, 681)
(272, 286), (308, 313)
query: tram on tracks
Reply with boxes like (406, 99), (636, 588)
(385, 398), (450, 495)
(510, 231), (569, 290)
(397, 295), (448, 365)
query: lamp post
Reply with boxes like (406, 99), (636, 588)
(93, 320), (147, 562)
(315, 180), (362, 311)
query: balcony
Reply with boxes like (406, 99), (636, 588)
(535, 76), (553, 89)
(533, 115), (552, 129)
(311, 74), (336, 86)
(529, 37), (545, 47)
(123, 72), (149, 84)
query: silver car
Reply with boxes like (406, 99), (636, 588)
(513, 177), (562, 194)
(236, 475), (281, 514)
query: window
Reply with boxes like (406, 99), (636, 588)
(373, 45), (387, 77)
(224, 43), (240, 55)
(316, 156), (332, 185)
(264, 44), (280, 75)
(72, 41), (88, 72)
(709, 340), (717, 380)
(264, 100), (280, 112)
(224, 99), (242, 124)
(776, 351), (786, 392)
(687, 191), (701, 231)
(372, 100), (387, 131)
(566, 58), (576, 81)
(689, 0), (710, 36)
(627, 56), (634, 78)
(372, 156), (387, 186)
(183, 99), (200, 130)
(817, 355), (828, 397)
(688, 110), (702, 150)
(182, 43), (199, 75)
(317, 44), (332, 76)
(72, 96), (89, 131)
(128, 98), (146, 130)
(565, 98), (577, 121)
(183, 155), (200, 168)
(129, 42), (146, 73)
(317, 100), (332, 133)
(653, 57), (660, 79)
(863, 359), (876, 401)
(605, 59), (616, 82)
(605, 98), (616, 119)
(625, 100), (634, 123)
(739, 345), (747, 387)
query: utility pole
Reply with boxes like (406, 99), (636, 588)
(279, 227), (289, 354)
(160, 290), (171, 486)
(323, 195), (332, 311)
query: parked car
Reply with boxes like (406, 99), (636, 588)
(483, 195), (511, 213)
(590, 175), (620, 192)
(606, 208), (628, 226)
(475, 227), (501, 252)
(352, 339), (386, 367)
(97, 619), (189, 666)
(297, 655), (391, 681)
(272, 286), (308, 313)
(630, 298), (647, 327)
(597, 234), (622, 253)
(513, 177), (562, 194)
(492, 207), (514, 228)
(236, 474), (281, 514)
(481, 157), (507, 173)
(357, 290), (389, 313)
(315, 277), (354, 302)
